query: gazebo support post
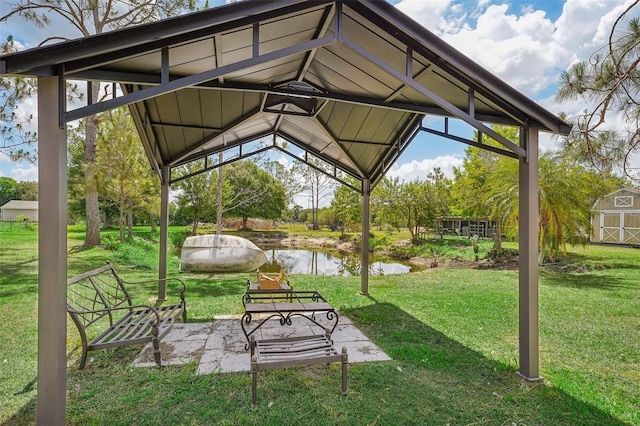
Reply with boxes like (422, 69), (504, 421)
(158, 166), (170, 300)
(360, 178), (370, 295)
(37, 75), (68, 425)
(517, 125), (542, 382)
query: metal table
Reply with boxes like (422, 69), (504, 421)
(240, 290), (338, 350)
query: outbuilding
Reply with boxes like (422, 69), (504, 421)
(0, 200), (39, 222)
(591, 188), (640, 245)
(435, 216), (497, 238)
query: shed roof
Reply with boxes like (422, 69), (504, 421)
(0, 200), (39, 210)
(591, 187), (640, 210)
(0, 0), (569, 191)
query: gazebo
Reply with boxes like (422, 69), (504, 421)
(0, 1), (570, 423)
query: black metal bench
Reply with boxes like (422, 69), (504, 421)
(249, 333), (348, 407)
(66, 262), (187, 369)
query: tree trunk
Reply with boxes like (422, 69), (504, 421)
(312, 179), (319, 229)
(150, 215), (156, 233)
(493, 222), (503, 252)
(127, 209), (133, 239)
(83, 82), (101, 247)
(538, 230), (546, 265)
(119, 206), (125, 243)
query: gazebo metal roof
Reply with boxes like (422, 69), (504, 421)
(0, 1), (569, 423)
(2, 0), (568, 190)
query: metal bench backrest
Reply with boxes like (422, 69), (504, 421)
(67, 263), (133, 329)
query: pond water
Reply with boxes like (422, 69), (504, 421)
(260, 248), (414, 276)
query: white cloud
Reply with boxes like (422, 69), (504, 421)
(553, 0), (630, 61)
(441, 4), (563, 97)
(395, 0), (454, 32)
(386, 154), (463, 182)
(2, 162), (38, 182)
(394, 0), (629, 103)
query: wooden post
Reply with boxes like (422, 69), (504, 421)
(37, 75), (67, 424)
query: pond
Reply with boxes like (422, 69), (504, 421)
(260, 248), (415, 276)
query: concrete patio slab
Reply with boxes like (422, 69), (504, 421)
(133, 313), (391, 373)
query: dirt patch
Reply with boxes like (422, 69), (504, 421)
(473, 259), (519, 270)
(407, 257), (518, 270)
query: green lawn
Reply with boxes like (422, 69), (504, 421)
(1, 223), (638, 425)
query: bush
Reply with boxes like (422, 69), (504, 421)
(101, 234), (121, 251)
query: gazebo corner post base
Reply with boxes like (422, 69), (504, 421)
(516, 371), (544, 383)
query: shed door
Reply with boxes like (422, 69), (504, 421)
(601, 212), (621, 242)
(622, 212), (640, 244)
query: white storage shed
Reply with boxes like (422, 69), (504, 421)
(0, 200), (39, 222)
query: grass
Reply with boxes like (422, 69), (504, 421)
(1, 222), (638, 425)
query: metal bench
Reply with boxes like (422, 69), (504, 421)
(249, 333), (347, 407)
(66, 262), (187, 369)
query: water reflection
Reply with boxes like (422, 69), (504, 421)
(260, 249), (413, 276)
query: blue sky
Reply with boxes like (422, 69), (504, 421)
(0, 0), (635, 184)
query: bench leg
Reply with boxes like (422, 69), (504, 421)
(251, 355), (258, 408)
(181, 298), (187, 323)
(341, 347), (348, 395)
(152, 325), (162, 367)
(79, 349), (88, 370)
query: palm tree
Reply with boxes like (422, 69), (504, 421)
(485, 153), (592, 264)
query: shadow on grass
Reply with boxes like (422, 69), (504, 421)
(342, 301), (628, 426)
(0, 257), (38, 298)
(4, 301), (631, 425)
(540, 269), (636, 291)
(151, 274), (250, 300)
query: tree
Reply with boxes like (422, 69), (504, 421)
(263, 159), (302, 206)
(67, 120), (89, 224)
(224, 161), (287, 229)
(484, 152), (614, 264)
(427, 167), (452, 221)
(4, 0), (196, 247)
(371, 176), (405, 232)
(0, 177), (18, 206)
(94, 108), (159, 242)
(173, 163), (216, 235)
(292, 158), (337, 229)
(451, 125), (518, 250)
(0, 36), (36, 162)
(372, 174), (448, 242)
(330, 178), (362, 231)
(15, 181), (38, 200)
(556, 1), (640, 180)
